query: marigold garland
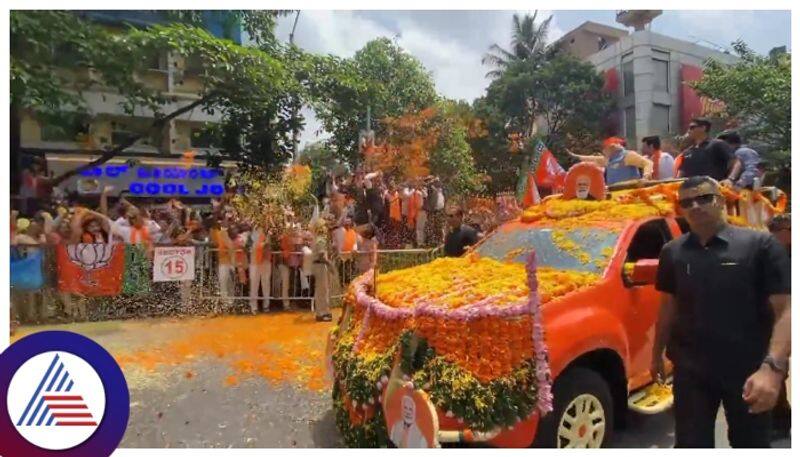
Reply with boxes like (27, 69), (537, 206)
(331, 251), (571, 446)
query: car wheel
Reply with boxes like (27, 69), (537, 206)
(532, 367), (614, 448)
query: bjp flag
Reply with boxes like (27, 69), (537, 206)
(534, 148), (566, 191)
(56, 244), (125, 296)
(521, 172), (541, 208)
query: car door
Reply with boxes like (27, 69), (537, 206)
(620, 218), (674, 389)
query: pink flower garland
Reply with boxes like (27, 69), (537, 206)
(350, 261), (554, 414)
(526, 251), (553, 415)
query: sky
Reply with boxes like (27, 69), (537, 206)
(271, 10), (792, 147)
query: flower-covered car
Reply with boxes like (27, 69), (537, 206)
(327, 182), (786, 448)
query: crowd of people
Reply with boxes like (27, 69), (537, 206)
(8, 118), (785, 332)
(568, 117), (768, 189)
(10, 164), (480, 328)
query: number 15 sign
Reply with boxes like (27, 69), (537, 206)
(153, 247), (195, 282)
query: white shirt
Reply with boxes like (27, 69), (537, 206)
(110, 218), (161, 244)
(655, 152), (676, 180)
(434, 189), (445, 211)
(301, 246), (314, 275)
(400, 188), (413, 216)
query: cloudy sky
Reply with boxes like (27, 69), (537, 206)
(271, 10), (791, 147)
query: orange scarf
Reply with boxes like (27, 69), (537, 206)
(130, 226), (150, 244)
(407, 191), (423, 228)
(342, 229), (357, 253)
(281, 233), (294, 261)
(674, 153), (684, 175)
(212, 229), (232, 265)
(389, 193), (402, 222)
(252, 231), (270, 265)
(652, 149), (661, 180)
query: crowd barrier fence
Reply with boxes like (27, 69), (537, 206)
(9, 243), (442, 323)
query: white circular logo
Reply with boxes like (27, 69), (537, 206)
(7, 351), (106, 450)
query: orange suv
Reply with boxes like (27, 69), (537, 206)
(329, 183), (785, 448)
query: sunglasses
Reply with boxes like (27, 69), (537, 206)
(678, 193), (718, 209)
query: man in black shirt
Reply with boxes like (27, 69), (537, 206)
(677, 118), (739, 185)
(443, 207), (479, 257)
(652, 176), (791, 447)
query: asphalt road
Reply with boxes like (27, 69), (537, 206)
(12, 317), (790, 449)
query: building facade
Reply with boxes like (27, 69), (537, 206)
(554, 19), (738, 149)
(18, 11), (239, 197)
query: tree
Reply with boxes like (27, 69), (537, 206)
(470, 97), (525, 193)
(692, 40), (791, 167)
(10, 10), (297, 186)
(429, 102), (484, 196)
(297, 140), (348, 196)
(311, 37), (439, 167)
(482, 11), (553, 79)
(525, 55), (615, 153)
(472, 54), (613, 193)
(357, 102), (483, 197)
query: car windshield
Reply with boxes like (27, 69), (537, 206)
(473, 226), (621, 274)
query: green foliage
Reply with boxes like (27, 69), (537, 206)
(298, 141), (349, 195)
(11, 10), (310, 177)
(163, 10), (291, 47)
(10, 11), (112, 116)
(469, 98), (523, 193)
(482, 11), (554, 79)
(526, 55), (615, 154)
(692, 40), (791, 167)
(312, 37), (439, 166)
(430, 102), (484, 196)
(472, 54), (612, 192)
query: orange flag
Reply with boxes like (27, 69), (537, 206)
(522, 172), (541, 208)
(57, 244), (125, 296)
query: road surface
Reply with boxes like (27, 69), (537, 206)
(11, 314), (789, 448)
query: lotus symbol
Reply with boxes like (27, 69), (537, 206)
(67, 243), (115, 270)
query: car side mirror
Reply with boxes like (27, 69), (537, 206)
(624, 259), (659, 286)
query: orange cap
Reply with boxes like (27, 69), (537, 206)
(602, 137), (625, 148)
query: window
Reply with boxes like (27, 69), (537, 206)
(652, 51), (669, 92)
(651, 104), (670, 135)
(598, 37), (609, 51)
(40, 114), (89, 142)
(111, 121), (158, 148)
(622, 57), (635, 96)
(190, 128), (216, 149)
(625, 106), (636, 142)
(144, 51), (166, 71)
(184, 54), (204, 75)
(625, 219), (671, 263)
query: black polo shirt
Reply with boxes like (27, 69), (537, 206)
(444, 224), (478, 257)
(655, 225), (790, 382)
(678, 139), (734, 181)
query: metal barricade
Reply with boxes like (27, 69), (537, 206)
(9, 243), (444, 324)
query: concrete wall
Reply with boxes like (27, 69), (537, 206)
(588, 30), (737, 148)
(557, 29), (626, 60)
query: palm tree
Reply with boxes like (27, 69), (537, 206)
(482, 11), (553, 79)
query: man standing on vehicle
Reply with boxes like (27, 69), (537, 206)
(676, 118), (739, 186)
(652, 176), (791, 447)
(567, 137), (653, 185)
(641, 135), (676, 180)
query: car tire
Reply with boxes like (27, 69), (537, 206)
(532, 367), (615, 448)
